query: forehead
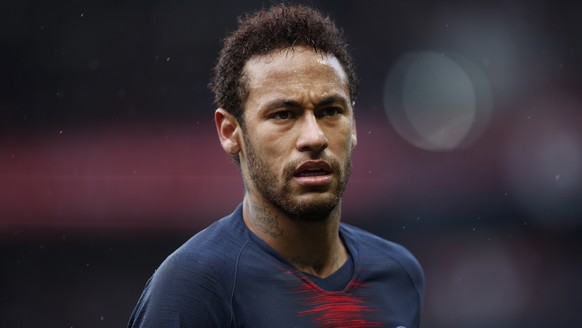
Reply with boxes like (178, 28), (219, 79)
(243, 46), (349, 100)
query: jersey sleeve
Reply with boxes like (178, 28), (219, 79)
(392, 242), (425, 308)
(128, 251), (232, 328)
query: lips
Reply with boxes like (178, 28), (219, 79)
(293, 161), (333, 186)
(294, 161), (332, 176)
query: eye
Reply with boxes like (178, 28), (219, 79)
(272, 110), (295, 120)
(321, 107), (342, 117)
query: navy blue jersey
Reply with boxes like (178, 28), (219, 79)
(129, 204), (424, 327)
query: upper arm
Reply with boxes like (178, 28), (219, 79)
(128, 253), (231, 328)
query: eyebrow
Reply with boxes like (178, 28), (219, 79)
(264, 94), (349, 111)
(318, 95), (349, 107)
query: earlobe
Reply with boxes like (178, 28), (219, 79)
(215, 108), (241, 155)
(351, 119), (358, 149)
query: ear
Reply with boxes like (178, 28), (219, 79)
(215, 108), (242, 155)
(351, 117), (358, 149)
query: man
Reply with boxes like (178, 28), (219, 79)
(129, 4), (423, 327)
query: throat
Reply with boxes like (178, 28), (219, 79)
(288, 239), (348, 278)
(243, 198), (347, 277)
(291, 253), (347, 278)
(301, 254), (354, 291)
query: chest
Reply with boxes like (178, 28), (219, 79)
(231, 260), (419, 328)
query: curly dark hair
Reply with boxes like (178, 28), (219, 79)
(209, 3), (358, 125)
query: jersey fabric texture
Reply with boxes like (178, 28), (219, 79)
(129, 204), (424, 328)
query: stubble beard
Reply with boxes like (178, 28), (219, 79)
(242, 132), (352, 222)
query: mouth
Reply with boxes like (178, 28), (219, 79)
(296, 169), (329, 177)
(293, 161), (333, 186)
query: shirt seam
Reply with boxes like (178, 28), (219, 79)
(229, 240), (250, 326)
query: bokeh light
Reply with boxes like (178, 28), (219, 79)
(504, 95), (582, 230)
(383, 51), (492, 151)
(429, 242), (527, 327)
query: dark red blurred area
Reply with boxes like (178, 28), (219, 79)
(0, 122), (240, 227)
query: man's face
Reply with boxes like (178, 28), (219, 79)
(239, 46), (357, 220)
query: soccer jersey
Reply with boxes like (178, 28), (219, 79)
(128, 204), (424, 327)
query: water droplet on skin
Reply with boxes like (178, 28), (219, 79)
(166, 57), (171, 62)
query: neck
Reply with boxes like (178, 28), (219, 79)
(242, 196), (348, 278)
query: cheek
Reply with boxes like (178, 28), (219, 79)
(256, 129), (293, 153)
(328, 124), (354, 149)
(249, 134), (288, 166)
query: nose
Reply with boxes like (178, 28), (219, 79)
(296, 112), (328, 153)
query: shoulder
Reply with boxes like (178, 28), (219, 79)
(341, 223), (424, 295)
(341, 224), (418, 262)
(174, 213), (248, 267)
(160, 218), (243, 284)
(129, 209), (249, 327)
(153, 212), (249, 296)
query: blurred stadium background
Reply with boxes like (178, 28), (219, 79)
(1, 0), (581, 327)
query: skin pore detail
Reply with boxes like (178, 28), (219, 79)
(249, 200), (284, 238)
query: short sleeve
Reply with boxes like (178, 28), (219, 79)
(128, 252), (232, 328)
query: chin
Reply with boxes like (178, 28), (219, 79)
(282, 195), (341, 222)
